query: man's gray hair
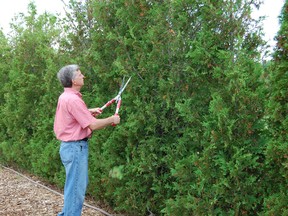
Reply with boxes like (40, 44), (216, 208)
(57, 64), (80, 87)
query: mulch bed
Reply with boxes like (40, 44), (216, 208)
(0, 166), (110, 216)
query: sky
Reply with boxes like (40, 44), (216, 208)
(0, 0), (285, 51)
(0, 0), (67, 33)
(251, 0), (285, 49)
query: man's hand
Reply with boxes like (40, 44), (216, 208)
(89, 107), (102, 117)
(111, 115), (120, 125)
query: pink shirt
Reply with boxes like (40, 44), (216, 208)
(54, 88), (97, 141)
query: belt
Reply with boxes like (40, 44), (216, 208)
(79, 137), (88, 142)
(65, 137), (88, 142)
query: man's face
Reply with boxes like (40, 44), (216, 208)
(73, 69), (85, 86)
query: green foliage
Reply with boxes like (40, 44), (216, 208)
(0, 0), (286, 215)
(0, 2), (63, 175)
(262, 0), (288, 214)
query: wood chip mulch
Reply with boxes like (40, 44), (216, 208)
(0, 166), (109, 216)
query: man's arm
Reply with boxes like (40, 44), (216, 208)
(88, 115), (120, 130)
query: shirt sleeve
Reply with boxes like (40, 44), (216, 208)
(68, 96), (97, 129)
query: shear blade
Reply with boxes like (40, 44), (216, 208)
(118, 76), (131, 95)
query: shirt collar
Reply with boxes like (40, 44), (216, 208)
(64, 88), (82, 97)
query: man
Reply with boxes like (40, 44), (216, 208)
(54, 64), (120, 216)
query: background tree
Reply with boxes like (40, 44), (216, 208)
(0, 3), (64, 181)
(0, 30), (11, 148)
(263, 1), (288, 215)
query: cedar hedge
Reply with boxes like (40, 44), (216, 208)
(0, 1), (287, 215)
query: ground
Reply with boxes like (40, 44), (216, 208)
(0, 166), (112, 216)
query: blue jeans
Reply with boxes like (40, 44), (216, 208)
(58, 140), (89, 216)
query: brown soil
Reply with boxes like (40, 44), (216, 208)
(0, 166), (111, 216)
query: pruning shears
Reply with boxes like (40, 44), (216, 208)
(100, 76), (131, 126)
